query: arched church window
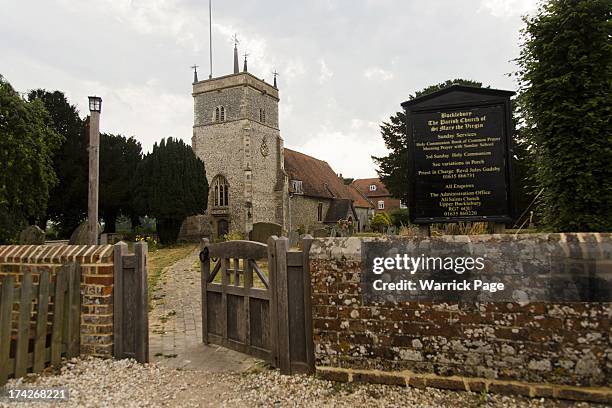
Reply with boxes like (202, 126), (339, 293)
(213, 175), (229, 207)
(214, 106), (226, 122)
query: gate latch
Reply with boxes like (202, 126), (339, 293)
(199, 247), (210, 263)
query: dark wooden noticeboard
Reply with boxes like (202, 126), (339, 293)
(401, 85), (515, 224)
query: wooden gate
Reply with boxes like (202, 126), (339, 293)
(113, 241), (149, 363)
(200, 236), (314, 374)
(0, 263), (80, 385)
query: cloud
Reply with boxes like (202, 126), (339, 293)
(479, 0), (538, 17)
(350, 119), (379, 132)
(2, 0), (527, 179)
(318, 59), (333, 84)
(364, 67), (394, 81)
(287, 126), (388, 179)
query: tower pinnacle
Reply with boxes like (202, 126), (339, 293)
(232, 34), (239, 74)
(272, 70), (279, 88)
(243, 52), (249, 72)
(191, 65), (199, 83)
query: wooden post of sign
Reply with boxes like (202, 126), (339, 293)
(87, 111), (101, 245)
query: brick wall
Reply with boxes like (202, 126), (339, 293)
(309, 234), (611, 389)
(0, 244), (114, 357)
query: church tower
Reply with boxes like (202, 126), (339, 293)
(192, 45), (287, 238)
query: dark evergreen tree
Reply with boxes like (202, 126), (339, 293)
(99, 133), (143, 232)
(0, 76), (63, 243)
(133, 138), (208, 243)
(27, 89), (87, 237)
(516, 0), (611, 231)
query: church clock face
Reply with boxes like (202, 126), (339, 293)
(260, 136), (270, 157)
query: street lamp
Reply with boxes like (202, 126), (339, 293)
(87, 96), (102, 244)
(88, 96), (102, 112)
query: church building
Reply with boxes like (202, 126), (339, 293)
(191, 44), (371, 238)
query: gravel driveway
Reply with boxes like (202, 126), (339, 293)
(0, 357), (599, 408)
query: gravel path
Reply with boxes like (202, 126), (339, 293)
(0, 357), (599, 408)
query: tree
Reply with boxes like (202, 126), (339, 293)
(516, 0), (611, 232)
(99, 133), (143, 232)
(27, 89), (87, 237)
(372, 79), (485, 206)
(0, 76), (63, 243)
(133, 138), (208, 243)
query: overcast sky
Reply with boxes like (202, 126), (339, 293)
(1, 0), (537, 179)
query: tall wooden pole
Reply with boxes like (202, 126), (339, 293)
(88, 111), (100, 245)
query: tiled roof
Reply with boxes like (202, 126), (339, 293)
(352, 178), (391, 198)
(347, 185), (374, 209)
(284, 148), (352, 199)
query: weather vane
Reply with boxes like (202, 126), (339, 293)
(232, 33), (239, 47)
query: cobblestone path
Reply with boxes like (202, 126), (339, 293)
(148, 248), (258, 372)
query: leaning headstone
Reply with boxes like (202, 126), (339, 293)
(18, 225), (45, 244)
(69, 221), (102, 244)
(313, 228), (328, 238)
(288, 231), (300, 247)
(250, 222), (282, 243)
(177, 214), (212, 243)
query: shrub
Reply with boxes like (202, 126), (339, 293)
(389, 208), (411, 228)
(371, 212), (391, 232)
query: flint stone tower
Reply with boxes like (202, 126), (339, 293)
(191, 49), (287, 238)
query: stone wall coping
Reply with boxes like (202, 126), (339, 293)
(308, 233), (611, 260)
(0, 244), (114, 265)
(316, 366), (612, 404)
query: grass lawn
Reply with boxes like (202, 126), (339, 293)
(148, 243), (198, 306)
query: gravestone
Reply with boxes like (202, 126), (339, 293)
(313, 228), (328, 238)
(18, 225), (45, 244)
(177, 214), (212, 243)
(69, 221), (102, 244)
(250, 222), (282, 243)
(401, 85), (515, 225)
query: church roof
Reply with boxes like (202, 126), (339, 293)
(284, 148), (352, 200)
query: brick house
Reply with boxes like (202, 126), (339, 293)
(352, 178), (405, 213)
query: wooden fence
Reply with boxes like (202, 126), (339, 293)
(0, 263), (80, 385)
(113, 241), (149, 363)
